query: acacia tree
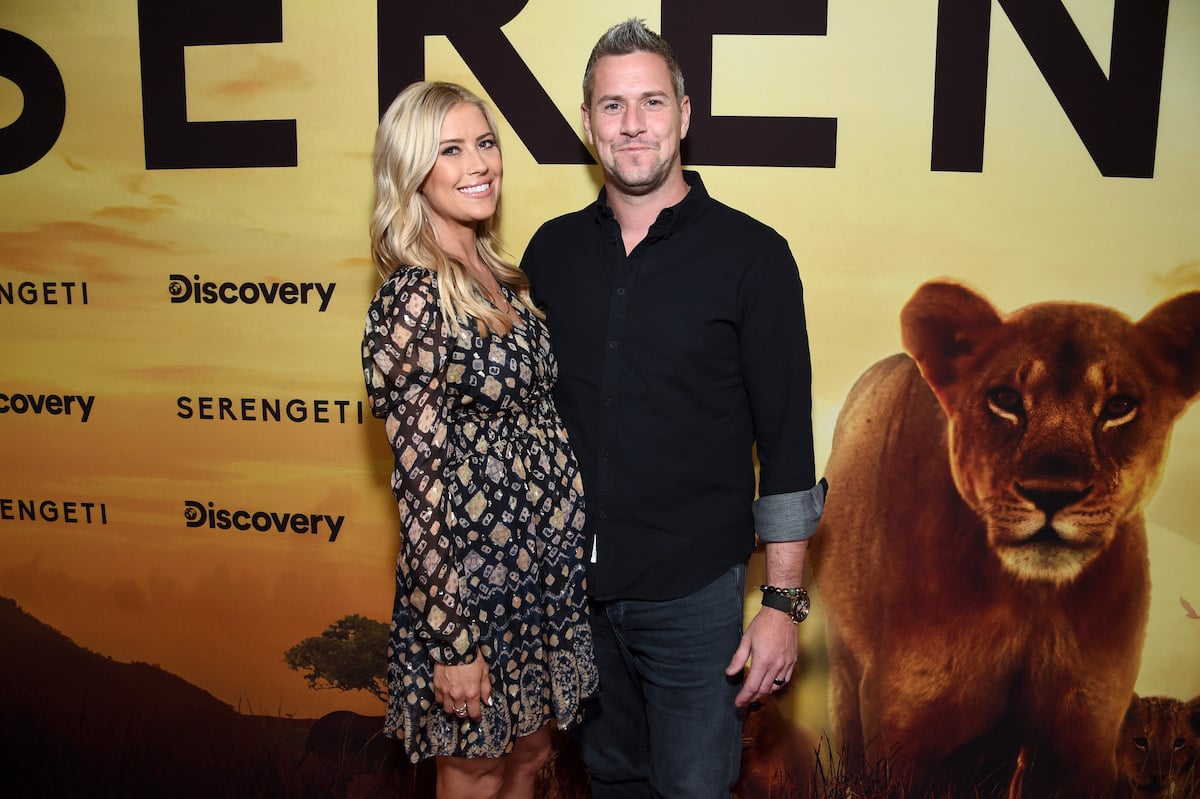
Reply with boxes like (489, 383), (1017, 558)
(284, 614), (388, 701)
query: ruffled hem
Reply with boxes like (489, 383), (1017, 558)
(385, 622), (598, 763)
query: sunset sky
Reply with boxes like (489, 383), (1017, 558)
(2, 0), (1198, 727)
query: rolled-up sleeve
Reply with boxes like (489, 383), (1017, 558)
(753, 478), (827, 542)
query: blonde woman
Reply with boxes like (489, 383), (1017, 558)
(362, 81), (597, 799)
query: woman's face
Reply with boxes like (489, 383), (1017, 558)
(421, 103), (502, 237)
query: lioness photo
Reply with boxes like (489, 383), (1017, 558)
(811, 281), (1200, 798)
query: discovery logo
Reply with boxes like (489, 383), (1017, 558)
(184, 500), (344, 542)
(168, 274), (335, 312)
(0, 392), (94, 422)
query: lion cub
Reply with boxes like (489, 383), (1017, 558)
(1118, 694), (1200, 798)
(812, 282), (1200, 799)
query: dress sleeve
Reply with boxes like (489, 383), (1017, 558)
(362, 270), (476, 665)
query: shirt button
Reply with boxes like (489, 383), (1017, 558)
(615, 287), (626, 296)
(601, 452), (611, 463)
(608, 340), (619, 349)
(602, 397), (613, 406)
(596, 509), (608, 520)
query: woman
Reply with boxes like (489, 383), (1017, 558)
(361, 81), (597, 799)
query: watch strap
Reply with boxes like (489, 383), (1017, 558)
(760, 590), (794, 614)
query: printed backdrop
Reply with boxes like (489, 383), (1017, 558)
(2, 0), (1198, 795)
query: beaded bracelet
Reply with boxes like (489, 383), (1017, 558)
(760, 584), (805, 597)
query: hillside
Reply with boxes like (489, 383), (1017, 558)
(0, 596), (312, 797)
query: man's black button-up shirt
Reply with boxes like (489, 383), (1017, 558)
(521, 171), (820, 601)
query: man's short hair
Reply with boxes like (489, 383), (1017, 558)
(582, 18), (686, 108)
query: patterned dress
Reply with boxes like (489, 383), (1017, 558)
(362, 266), (598, 763)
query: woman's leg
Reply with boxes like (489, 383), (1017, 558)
(436, 753), (505, 799)
(498, 726), (553, 799)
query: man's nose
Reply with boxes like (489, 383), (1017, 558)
(621, 106), (646, 136)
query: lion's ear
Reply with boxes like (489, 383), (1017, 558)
(1121, 693), (1142, 724)
(1135, 291), (1200, 400)
(901, 281), (1003, 394)
(1186, 694), (1200, 736)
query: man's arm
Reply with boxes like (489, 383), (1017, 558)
(724, 230), (825, 707)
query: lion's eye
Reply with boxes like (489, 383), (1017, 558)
(986, 386), (1023, 422)
(1101, 395), (1137, 418)
(1173, 737), (1186, 750)
(1100, 394), (1138, 428)
(1134, 736), (1148, 750)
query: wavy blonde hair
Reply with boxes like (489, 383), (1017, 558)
(370, 81), (541, 336)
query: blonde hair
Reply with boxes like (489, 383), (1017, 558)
(370, 81), (541, 336)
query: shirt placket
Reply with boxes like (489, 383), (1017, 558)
(591, 218), (635, 567)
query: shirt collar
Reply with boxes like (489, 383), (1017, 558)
(592, 170), (709, 239)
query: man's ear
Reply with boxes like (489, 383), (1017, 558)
(581, 103), (595, 148)
(679, 94), (691, 140)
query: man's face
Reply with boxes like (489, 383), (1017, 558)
(582, 51), (690, 198)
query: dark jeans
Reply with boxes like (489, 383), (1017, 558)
(578, 563), (746, 799)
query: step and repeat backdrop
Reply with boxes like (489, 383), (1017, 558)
(2, 0), (1198, 795)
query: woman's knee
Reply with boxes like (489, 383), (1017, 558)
(437, 754), (506, 798)
(507, 727), (553, 777)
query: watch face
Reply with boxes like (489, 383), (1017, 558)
(791, 589), (811, 623)
(791, 598), (810, 623)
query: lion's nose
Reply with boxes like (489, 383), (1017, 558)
(1015, 483), (1092, 517)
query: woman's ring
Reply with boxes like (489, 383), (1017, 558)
(454, 704), (468, 716)
(772, 678), (786, 686)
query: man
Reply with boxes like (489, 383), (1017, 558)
(520, 18), (825, 799)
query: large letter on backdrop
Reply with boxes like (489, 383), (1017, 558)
(376, 0), (593, 164)
(931, 0), (1169, 177)
(137, 0), (298, 169)
(0, 29), (66, 175)
(663, 0), (836, 168)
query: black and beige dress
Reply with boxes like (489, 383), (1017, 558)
(363, 266), (597, 763)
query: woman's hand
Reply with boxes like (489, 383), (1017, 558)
(433, 652), (492, 721)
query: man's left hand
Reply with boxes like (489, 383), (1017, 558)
(725, 606), (799, 707)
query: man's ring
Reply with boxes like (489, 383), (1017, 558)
(454, 704), (468, 716)
(772, 678), (786, 686)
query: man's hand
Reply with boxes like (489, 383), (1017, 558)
(725, 606), (798, 708)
